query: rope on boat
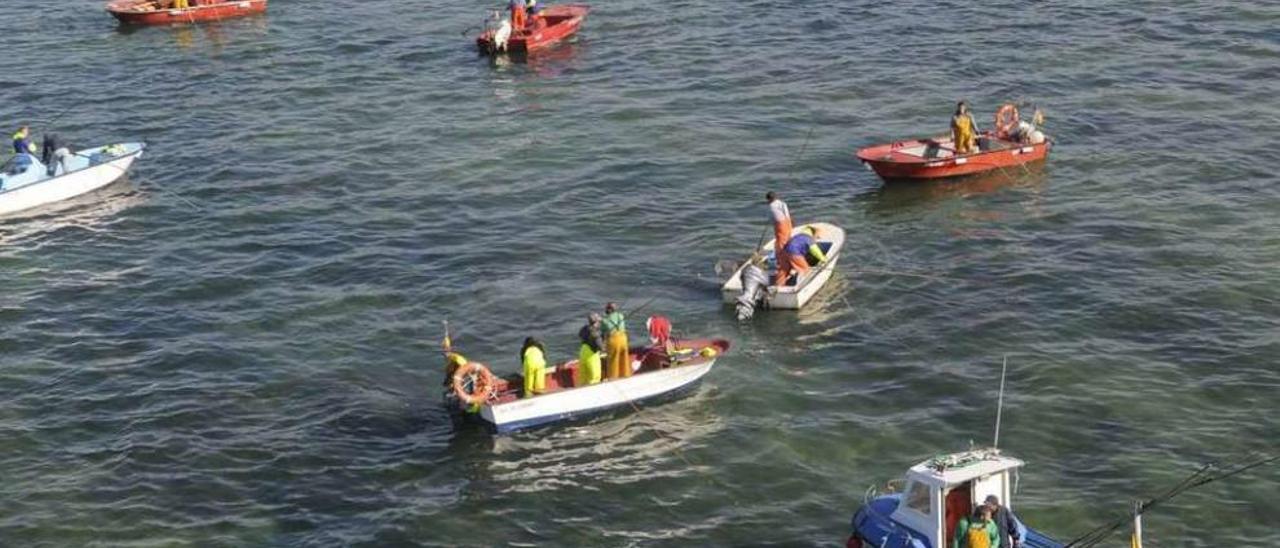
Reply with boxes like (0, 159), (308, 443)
(1063, 453), (1279, 548)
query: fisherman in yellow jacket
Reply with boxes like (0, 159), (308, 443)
(577, 312), (604, 385)
(521, 337), (547, 397)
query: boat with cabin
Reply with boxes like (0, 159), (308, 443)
(720, 222), (845, 319)
(476, 4), (590, 55)
(847, 448), (1063, 548)
(857, 104), (1051, 182)
(106, 0), (268, 25)
(444, 338), (729, 434)
(0, 142), (145, 217)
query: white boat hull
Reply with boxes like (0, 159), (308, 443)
(480, 357), (715, 433)
(0, 144), (144, 217)
(720, 222), (846, 310)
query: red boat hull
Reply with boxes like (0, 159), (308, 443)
(477, 4), (590, 54)
(856, 135), (1051, 181)
(106, 0), (267, 25)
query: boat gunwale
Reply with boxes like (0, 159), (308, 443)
(105, 0), (266, 16)
(0, 144), (145, 198)
(856, 135), (1049, 166)
(720, 222), (846, 302)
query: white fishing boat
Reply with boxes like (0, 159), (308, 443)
(444, 338), (729, 434)
(720, 221), (845, 317)
(0, 142), (145, 217)
(847, 448), (1063, 548)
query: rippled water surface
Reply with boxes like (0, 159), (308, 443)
(2, 0), (1278, 545)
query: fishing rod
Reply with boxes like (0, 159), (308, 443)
(1063, 453), (1279, 548)
(69, 150), (202, 212)
(623, 296), (659, 318)
(28, 104), (78, 135)
(748, 126), (817, 258)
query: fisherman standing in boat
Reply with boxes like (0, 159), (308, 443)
(774, 226), (827, 286)
(766, 191), (792, 264)
(508, 0), (528, 31)
(525, 0), (548, 31)
(642, 315), (675, 370)
(577, 313), (604, 386)
(953, 506), (1000, 548)
(984, 495), (1021, 548)
(11, 126), (36, 155)
(951, 101), (979, 155)
(521, 337), (547, 397)
(601, 302), (630, 379)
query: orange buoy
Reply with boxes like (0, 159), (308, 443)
(994, 103), (1020, 140)
(452, 362), (496, 405)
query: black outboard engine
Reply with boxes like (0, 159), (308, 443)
(735, 263), (769, 321)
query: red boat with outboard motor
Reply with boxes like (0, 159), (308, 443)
(106, 0), (267, 25)
(856, 104), (1050, 182)
(476, 4), (590, 55)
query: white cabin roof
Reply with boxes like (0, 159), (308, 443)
(905, 448), (1024, 488)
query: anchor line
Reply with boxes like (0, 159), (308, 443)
(69, 151), (201, 212)
(1063, 454), (1278, 548)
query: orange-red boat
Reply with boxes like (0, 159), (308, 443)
(477, 4), (590, 55)
(856, 104), (1051, 182)
(106, 0), (267, 25)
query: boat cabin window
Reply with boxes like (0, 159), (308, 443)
(904, 480), (932, 515)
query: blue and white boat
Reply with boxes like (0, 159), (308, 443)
(847, 449), (1063, 548)
(445, 338), (730, 434)
(0, 142), (145, 217)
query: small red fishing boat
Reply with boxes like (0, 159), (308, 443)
(477, 4), (590, 55)
(106, 0), (267, 25)
(856, 104), (1051, 182)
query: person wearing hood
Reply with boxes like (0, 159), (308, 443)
(577, 313), (604, 386)
(521, 337), (548, 398)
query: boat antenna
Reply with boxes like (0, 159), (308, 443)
(1130, 501), (1143, 548)
(993, 354), (1008, 449)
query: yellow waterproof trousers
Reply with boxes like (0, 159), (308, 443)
(523, 346), (546, 398)
(606, 331), (630, 379)
(952, 115), (975, 154)
(577, 343), (602, 386)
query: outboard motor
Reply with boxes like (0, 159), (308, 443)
(735, 263), (769, 321)
(485, 10), (512, 52)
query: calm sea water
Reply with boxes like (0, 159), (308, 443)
(1, 0), (1277, 546)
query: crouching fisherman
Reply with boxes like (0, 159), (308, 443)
(577, 313), (604, 386)
(41, 133), (72, 176)
(774, 226), (827, 286)
(521, 337), (547, 398)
